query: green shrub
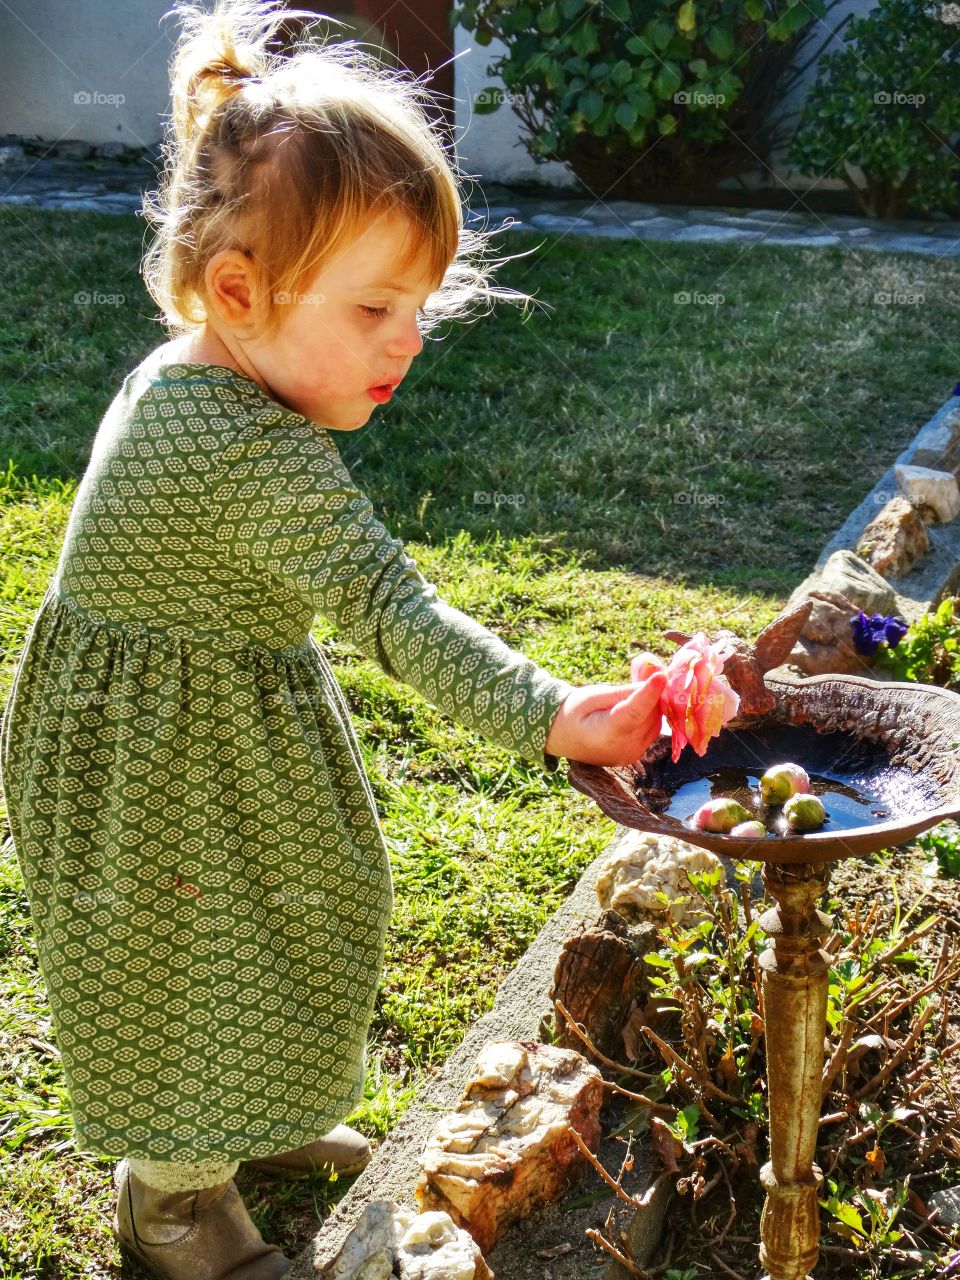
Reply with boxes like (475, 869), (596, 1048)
(873, 596), (960, 688)
(917, 822), (960, 878)
(787, 0), (960, 218)
(451, 0), (844, 201)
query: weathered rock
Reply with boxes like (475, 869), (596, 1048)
(787, 589), (875, 676)
(323, 1199), (494, 1280)
(415, 1041), (603, 1255)
(594, 830), (722, 924)
(910, 408), (960, 472)
(787, 549), (896, 615)
(856, 496), (930, 577)
(928, 1184), (960, 1230)
(894, 463), (960, 523)
(550, 908), (655, 1060)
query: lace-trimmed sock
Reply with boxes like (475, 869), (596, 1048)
(125, 1155), (241, 1191)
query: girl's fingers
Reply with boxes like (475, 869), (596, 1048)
(630, 651), (666, 683)
(580, 672), (666, 714)
(606, 675), (667, 722)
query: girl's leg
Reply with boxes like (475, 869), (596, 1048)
(125, 1155), (240, 1191)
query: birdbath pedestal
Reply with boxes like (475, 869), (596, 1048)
(568, 671), (960, 1280)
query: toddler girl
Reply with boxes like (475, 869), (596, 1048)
(0, 2), (666, 1276)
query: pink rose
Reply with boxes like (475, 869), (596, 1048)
(630, 632), (740, 764)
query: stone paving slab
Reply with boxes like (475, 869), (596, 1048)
(2, 141), (960, 256)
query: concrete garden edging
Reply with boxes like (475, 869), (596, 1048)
(801, 393), (960, 625)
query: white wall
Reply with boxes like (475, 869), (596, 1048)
(451, 23), (579, 189)
(0, 1), (175, 148)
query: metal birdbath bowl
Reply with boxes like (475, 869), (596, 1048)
(568, 669), (960, 1280)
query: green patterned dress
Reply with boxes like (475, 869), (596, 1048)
(0, 349), (575, 1163)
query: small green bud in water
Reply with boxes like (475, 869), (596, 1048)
(783, 792), (827, 831)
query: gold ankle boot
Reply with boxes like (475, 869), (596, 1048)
(241, 1124), (373, 1178)
(112, 1158), (291, 1280)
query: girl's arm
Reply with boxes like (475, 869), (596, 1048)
(205, 410), (666, 770)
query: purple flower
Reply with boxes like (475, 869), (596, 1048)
(851, 611), (909, 656)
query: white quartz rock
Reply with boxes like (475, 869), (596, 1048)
(595, 830), (723, 923)
(326, 1199), (493, 1280)
(416, 1041), (603, 1255)
(894, 463), (960, 523)
(471, 1040), (530, 1091)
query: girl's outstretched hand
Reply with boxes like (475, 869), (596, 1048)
(544, 666), (668, 767)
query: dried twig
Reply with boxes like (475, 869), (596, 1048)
(818, 1109), (851, 1127)
(641, 1025), (738, 1104)
(686, 1134), (739, 1162)
(554, 997), (655, 1082)
(602, 1076), (677, 1117)
(915, 1117), (960, 1167)
(584, 1227), (651, 1278)
(870, 960), (960, 1031)
(822, 1020), (854, 1099)
(709, 1248), (749, 1280)
(567, 1125), (668, 1212)
(875, 914), (941, 965)
(854, 1001), (937, 1099)
(904, 1039), (960, 1085)
(712, 1160), (738, 1247)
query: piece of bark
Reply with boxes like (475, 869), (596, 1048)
(414, 1040), (603, 1256)
(550, 906), (657, 1060)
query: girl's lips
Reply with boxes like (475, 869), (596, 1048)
(367, 385), (394, 404)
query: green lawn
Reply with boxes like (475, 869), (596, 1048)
(1, 204), (959, 1275)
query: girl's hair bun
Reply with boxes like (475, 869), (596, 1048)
(168, 0), (315, 154)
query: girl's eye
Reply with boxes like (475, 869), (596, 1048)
(359, 305), (389, 318)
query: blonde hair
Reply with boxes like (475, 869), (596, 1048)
(141, 0), (541, 339)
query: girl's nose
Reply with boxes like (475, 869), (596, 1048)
(387, 315), (424, 360)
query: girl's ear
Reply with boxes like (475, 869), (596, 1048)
(203, 249), (265, 337)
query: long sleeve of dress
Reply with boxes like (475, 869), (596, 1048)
(205, 405), (575, 771)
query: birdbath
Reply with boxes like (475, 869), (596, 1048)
(567, 669), (960, 1280)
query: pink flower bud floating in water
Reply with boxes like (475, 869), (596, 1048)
(759, 762), (810, 805)
(693, 797), (753, 832)
(631, 633), (741, 765)
(730, 819), (767, 838)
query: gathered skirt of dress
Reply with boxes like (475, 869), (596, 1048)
(0, 583), (393, 1162)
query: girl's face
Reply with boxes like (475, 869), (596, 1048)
(238, 210), (441, 432)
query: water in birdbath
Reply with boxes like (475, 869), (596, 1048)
(646, 722), (940, 838)
(668, 765), (892, 837)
